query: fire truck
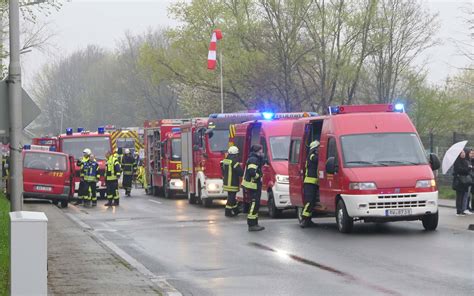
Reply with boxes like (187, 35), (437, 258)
(32, 137), (59, 151)
(144, 119), (189, 198)
(230, 113), (317, 216)
(180, 113), (286, 207)
(110, 129), (144, 154)
(57, 127), (113, 198)
(288, 104), (441, 233)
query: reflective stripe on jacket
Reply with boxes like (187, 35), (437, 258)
(106, 156), (121, 181)
(304, 148), (319, 185)
(242, 152), (263, 190)
(221, 155), (244, 192)
(84, 160), (100, 182)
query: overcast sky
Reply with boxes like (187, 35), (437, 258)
(21, 0), (473, 89)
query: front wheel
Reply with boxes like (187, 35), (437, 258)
(336, 199), (353, 233)
(268, 192), (282, 218)
(60, 199), (69, 208)
(422, 212), (438, 231)
(187, 180), (196, 204)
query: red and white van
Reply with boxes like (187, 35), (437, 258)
(288, 104), (440, 233)
(23, 147), (75, 208)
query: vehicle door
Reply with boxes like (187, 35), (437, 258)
(319, 135), (342, 212)
(242, 122), (262, 201)
(288, 122), (307, 207)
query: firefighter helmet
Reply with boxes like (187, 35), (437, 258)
(83, 148), (91, 156)
(309, 140), (320, 149)
(124, 148), (131, 154)
(228, 146), (239, 155)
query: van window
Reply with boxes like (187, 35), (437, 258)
(289, 140), (301, 164)
(24, 152), (67, 171)
(270, 136), (290, 161)
(260, 137), (268, 160)
(340, 133), (428, 167)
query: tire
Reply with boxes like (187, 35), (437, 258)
(336, 199), (353, 233)
(60, 199), (68, 208)
(52, 200), (59, 206)
(187, 180), (196, 204)
(422, 212), (438, 231)
(152, 186), (160, 197)
(197, 182), (203, 205)
(203, 198), (213, 208)
(268, 192), (282, 218)
(163, 178), (170, 199)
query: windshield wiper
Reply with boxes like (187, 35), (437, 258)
(376, 160), (421, 165)
(273, 158), (288, 161)
(346, 160), (386, 166)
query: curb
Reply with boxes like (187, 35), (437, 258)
(438, 204), (455, 209)
(64, 211), (182, 296)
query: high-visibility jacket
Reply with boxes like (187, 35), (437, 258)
(304, 148), (319, 185)
(221, 154), (244, 192)
(84, 159), (100, 182)
(241, 152), (263, 190)
(77, 156), (90, 178)
(105, 156), (121, 181)
(121, 154), (136, 176)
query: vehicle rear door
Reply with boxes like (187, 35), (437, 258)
(288, 121), (307, 207)
(23, 152), (68, 196)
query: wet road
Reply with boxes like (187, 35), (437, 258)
(62, 190), (473, 296)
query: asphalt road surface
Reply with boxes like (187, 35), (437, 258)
(59, 189), (473, 296)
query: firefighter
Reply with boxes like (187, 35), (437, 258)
(1, 151), (9, 194)
(84, 154), (100, 207)
(300, 140), (320, 228)
(105, 151), (121, 207)
(221, 146), (244, 217)
(242, 144), (265, 231)
(121, 148), (136, 197)
(74, 148), (91, 206)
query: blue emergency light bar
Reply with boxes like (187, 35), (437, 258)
(23, 145), (31, 150)
(327, 104), (404, 115)
(77, 127), (85, 133)
(171, 127), (181, 133)
(262, 112), (275, 120)
(66, 128), (73, 135)
(49, 146), (56, 152)
(98, 126), (105, 134)
(394, 103), (405, 112)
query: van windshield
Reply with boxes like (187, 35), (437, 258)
(341, 133), (428, 167)
(171, 139), (181, 161)
(24, 152), (67, 171)
(208, 129), (229, 152)
(62, 136), (110, 160)
(270, 136), (291, 161)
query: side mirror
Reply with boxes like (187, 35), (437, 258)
(193, 145), (199, 151)
(263, 156), (270, 166)
(429, 153), (440, 171)
(326, 157), (337, 174)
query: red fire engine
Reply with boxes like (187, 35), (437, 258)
(32, 137), (59, 151)
(180, 113), (286, 207)
(57, 127), (112, 198)
(144, 119), (189, 198)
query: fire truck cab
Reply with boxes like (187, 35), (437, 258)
(232, 113), (317, 217)
(22, 145), (75, 208)
(32, 137), (59, 150)
(57, 127), (112, 198)
(288, 104), (441, 233)
(144, 119), (188, 198)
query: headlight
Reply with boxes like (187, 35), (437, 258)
(207, 183), (218, 191)
(349, 182), (377, 190)
(276, 174), (290, 184)
(416, 179), (436, 188)
(172, 180), (183, 188)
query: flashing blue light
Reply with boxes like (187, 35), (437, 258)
(49, 146), (56, 152)
(66, 128), (73, 135)
(262, 112), (275, 120)
(328, 106), (339, 114)
(23, 145), (31, 150)
(171, 127), (181, 133)
(209, 114), (218, 118)
(394, 103), (404, 112)
(77, 127), (85, 133)
(98, 126), (105, 134)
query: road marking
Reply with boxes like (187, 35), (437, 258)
(148, 199), (162, 205)
(65, 212), (182, 296)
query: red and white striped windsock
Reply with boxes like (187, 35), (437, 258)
(208, 29), (223, 70)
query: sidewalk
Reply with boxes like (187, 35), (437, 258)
(24, 202), (162, 295)
(438, 198), (455, 209)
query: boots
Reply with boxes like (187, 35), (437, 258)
(113, 199), (119, 206)
(91, 201), (97, 207)
(225, 209), (234, 217)
(299, 218), (315, 228)
(73, 199), (83, 206)
(248, 225), (265, 232)
(104, 200), (113, 207)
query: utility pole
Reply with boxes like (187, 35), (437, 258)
(8, 0), (23, 211)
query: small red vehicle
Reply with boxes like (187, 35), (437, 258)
(288, 104), (441, 233)
(23, 146), (75, 208)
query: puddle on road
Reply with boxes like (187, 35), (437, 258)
(249, 242), (400, 296)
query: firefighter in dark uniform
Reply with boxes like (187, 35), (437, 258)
(221, 146), (244, 217)
(74, 148), (91, 206)
(300, 140), (320, 228)
(242, 144), (265, 231)
(105, 151), (121, 207)
(121, 148), (136, 197)
(84, 154), (100, 207)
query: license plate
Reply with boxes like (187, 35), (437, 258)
(35, 186), (52, 192)
(385, 209), (412, 216)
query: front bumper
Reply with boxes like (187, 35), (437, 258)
(23, 191), (69, 200)
(169, 179), (184, 191)
(272, 182), (292, 209)
(342, 191), (438, 218)
(203, 179), (227, 200)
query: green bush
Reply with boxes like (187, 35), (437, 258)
(0, 192), (9, 296)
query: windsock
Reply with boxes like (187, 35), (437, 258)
(208, 29), (223, 70)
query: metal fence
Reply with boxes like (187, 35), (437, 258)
(420, 132), (474, 186)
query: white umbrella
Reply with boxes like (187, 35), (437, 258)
(442, 140), (468, 174)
